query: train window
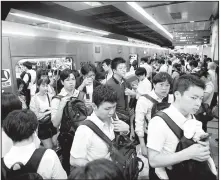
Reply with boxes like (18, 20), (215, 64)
(15, 57), (75, 102)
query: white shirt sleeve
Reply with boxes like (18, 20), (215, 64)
(51, 98), (61, 123)
(147, 116), (167, 152)
(70, 125), (92, 159)
(135, 97), (152, 137)
(23, 73), (29, 83)
(38, 149), (67, 179)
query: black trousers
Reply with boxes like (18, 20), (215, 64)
(58, 132), (74, 176)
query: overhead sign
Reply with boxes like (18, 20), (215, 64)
(172, 30), (210, 45)
(2, 69), (12, 88)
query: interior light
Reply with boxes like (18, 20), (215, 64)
(127, 2), (173, 39)
(83, 2), (103, 6)
(9, 12), (109, 35)
(190, 21), (194, 23)
(2, 30), (36, 37)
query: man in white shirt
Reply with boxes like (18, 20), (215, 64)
(147, 74), (211, 179)
(135, 72), (173, 157)
(208, 62), (218, 108)
(102, 58), (113, 83)
(2, 109), (67, 179)
(140, 57), (152, 80)
(70, 85), (130, 167)
(135, 67), (152, 98)
(22, 61), (36, 108)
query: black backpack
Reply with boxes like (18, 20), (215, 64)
(142, 94), (171, 119)
(1, 148), (47, 180)
(81, 120), (144, 180)
(53, 92), (93, 136)
(152, 111), (216, 180)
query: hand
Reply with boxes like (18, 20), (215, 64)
(113, 119), (129, 133)
(83, 77), (93, 86)
(59, 96), (70, 109)
(130, 129), (135, 140)
(186, 143), (210, 162)
(141, 145), (148, 157)
(125, 88), (135, 96)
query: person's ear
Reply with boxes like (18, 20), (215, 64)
(91, 103), (97, 111)
(174, 91), (182, 101)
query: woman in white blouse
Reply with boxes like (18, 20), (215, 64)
(30, 78), (57, 149)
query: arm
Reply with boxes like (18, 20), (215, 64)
(51, 97), (69, 128)
(148, 148), (190, 168)
(70, 126), (91, 167)
(23, 73), (29, 84)
(135, 97), (150, 145)
(203, 84), (213, 103)
(29, 96), (44, 119)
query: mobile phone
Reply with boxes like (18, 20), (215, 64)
(200, 134), (211, 142)
(86, 93), (90, 100)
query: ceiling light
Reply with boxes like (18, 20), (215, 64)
(9, 12), (109, 35)
(83, 2), (102, 6)
(190, 21), (194, 23)
(127, 2), (173, 39)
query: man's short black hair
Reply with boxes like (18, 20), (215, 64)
(152, 72), (173, 86)
(189, 60), (198, 68)
(81, 63), (96, 76)
(102, 59), (112, 66)
(60, 68), (75, 81)
(93, 85), (118, 107)
(111, 57), (126, 70)
(2, 92), (22, 121)
(135, 67), (147, 77)
(3, 109), (38, 142)
(173, 74), (205, 95)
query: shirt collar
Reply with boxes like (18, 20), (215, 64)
(150, 90), (164, 102)
(112, 75), (125, 85)
(87, 112), (114, 130)
(59, 88), (80, 97)
(166, 104), (193, 128)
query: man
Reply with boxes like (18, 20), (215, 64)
(21, 61), (36, 108)
(2, 109), (67, 179)
(147, 74), (211, 179)
(208, 62), (218, 109)
(135, 67), (152, 98)
(70, 85), (129, 167)
(135, 72), (173, 156)
(140, 57), (152, 79)
(102, 58), (113, 82)
(51, 68), (85, 175)
(106, 57), (136, 138)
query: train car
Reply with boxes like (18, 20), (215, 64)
(2, 20), (169, 94)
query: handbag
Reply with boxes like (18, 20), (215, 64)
(195, 103), (214, 122)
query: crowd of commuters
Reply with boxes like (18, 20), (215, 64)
(2, 53), (218, 180)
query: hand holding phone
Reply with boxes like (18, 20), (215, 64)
(199, 133), (211, 142)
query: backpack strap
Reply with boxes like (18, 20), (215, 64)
(142, 94), (158, 104)
(25, 148), (47, 172)
(81, 120), (113, 146)
(52, 95), (64, 100)
(77, 91), (85, 101)
(81, 120), (127, 162)
(154, 111), (183, 140)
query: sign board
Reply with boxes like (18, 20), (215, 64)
(172, 31), (210, 45)
(2, 69), (12, 88)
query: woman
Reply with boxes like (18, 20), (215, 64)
(30, 78), (57, 149)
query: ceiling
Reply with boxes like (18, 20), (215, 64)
(2, 1), (219, 47)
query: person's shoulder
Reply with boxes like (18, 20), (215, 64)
(40, 149), (58, 163)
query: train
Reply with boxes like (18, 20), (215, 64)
(2, 21), (169, 94)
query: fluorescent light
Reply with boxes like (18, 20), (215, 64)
(9, 12), (109, 35)
(127, 2), (173, 39)
(84, 2), (102, 6)
(190, 21), (194, 23)
(2, 30), (36, 37)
